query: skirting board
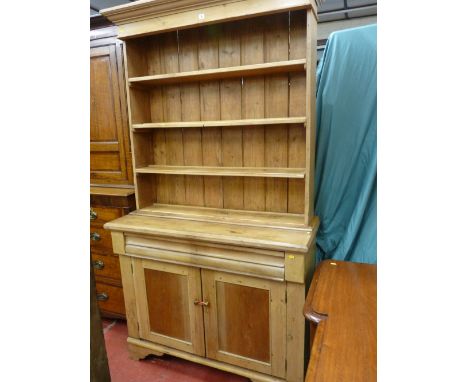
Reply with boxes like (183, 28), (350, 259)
(127, 337), (286, 382)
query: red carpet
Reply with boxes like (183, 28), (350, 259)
(103, 319), (249, 382)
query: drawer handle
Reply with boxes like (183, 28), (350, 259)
(96, 292), (109, 302)
(93, 260), (104, 270)
(90, 208), (97, 221)
(90, 232), (101, 241)
(194, 300), (209, 307)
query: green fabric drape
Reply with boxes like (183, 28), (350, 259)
(314, 24), (377, 264)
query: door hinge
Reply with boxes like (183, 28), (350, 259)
(131, 262), (133, 274)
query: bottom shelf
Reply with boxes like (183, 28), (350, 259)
(132, 203), (309, 230)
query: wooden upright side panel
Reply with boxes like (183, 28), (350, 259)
(305, 10), (318, 224)
(198, 25), (223, 208)
(219, 22), (243, 210)
(179, 29), (205, 206)
(286, 281), (306, 382)
(241, 18), (266, 211)
(122, 43), (141, 207)
(264, 13), (289, 212)
(288, 10), (307, 213)
(119, 255), (139, 338)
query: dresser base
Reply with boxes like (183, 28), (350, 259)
(127, 337), (286, 382)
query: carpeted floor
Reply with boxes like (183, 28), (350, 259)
(102, 319), (249, 382)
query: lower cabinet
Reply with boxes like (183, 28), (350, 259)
(132, 258), (287, 378)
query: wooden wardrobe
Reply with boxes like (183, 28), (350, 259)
(90, 26), (136, 319)
(102, 1), (320, 381)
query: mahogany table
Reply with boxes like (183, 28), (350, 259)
(304, 260), (376, 382)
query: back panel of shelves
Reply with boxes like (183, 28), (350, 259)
(124, 9), (316, 226)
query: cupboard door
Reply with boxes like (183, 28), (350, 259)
(133, 259), (205, 356)
(202, 270), (286, 378)
(90, 43), (131, 185)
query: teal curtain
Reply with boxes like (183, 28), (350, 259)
(314, 25), (377, 264)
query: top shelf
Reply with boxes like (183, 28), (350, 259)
(128, 59), (306, 87)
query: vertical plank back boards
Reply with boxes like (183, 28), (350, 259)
(124, 10), (315, 224)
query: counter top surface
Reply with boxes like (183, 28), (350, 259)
(104, 210), (319, 253)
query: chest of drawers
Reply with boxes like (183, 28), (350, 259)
(91, 187), (135, 319)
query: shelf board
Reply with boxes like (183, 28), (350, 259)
(133, 117), (306, 130)
(135, 166), (306, 179)
(129, 59), (306, 87)
(134, 204), (309, 230)
(90, 186), (135, 197)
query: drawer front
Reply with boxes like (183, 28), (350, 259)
(90, 227), (113, 252)
(90, 206), (122, 226)
(125, 235), (285, 281)
(95, 282), (126, 316)
(92, 252), (121, 281)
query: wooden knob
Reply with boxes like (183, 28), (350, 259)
(194, 300), (209, 307)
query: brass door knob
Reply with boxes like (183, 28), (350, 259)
(96, 292), (109, 301)
(93, 260), (104, 270)
(90, 208), (97, 221)
(90, 232), (101, 241)
(194, 300), (209, 307)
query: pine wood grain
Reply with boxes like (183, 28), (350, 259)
(135, 204), (307, 229)
(179, 28), (205, 206)
(104, 4), (318, 382)
(135, 166), (305, 178)
(199, 25), (223, 208)
(288, 10), (307, 214)
(128, 59), (306, 86)
(219, 21), (244, 210)
(133, 117), (305, 129)
(103, 0), (315, 39)
(264, 13), (289, 213)
(241, 18), (266, 211)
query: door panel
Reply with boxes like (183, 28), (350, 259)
(144, 268), (191, 341)
(217, 282), (270, 362)
(133, 259), (205, 356)
(90, 43), (131, 185)
(90, 152), (121, 172)
(202, 270), (286, 377)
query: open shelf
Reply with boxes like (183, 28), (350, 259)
(133, 204), (310, 230)
(132, 117), (306, 130)
(129, 59), (306, 87)
(135, 166), (305, 178)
